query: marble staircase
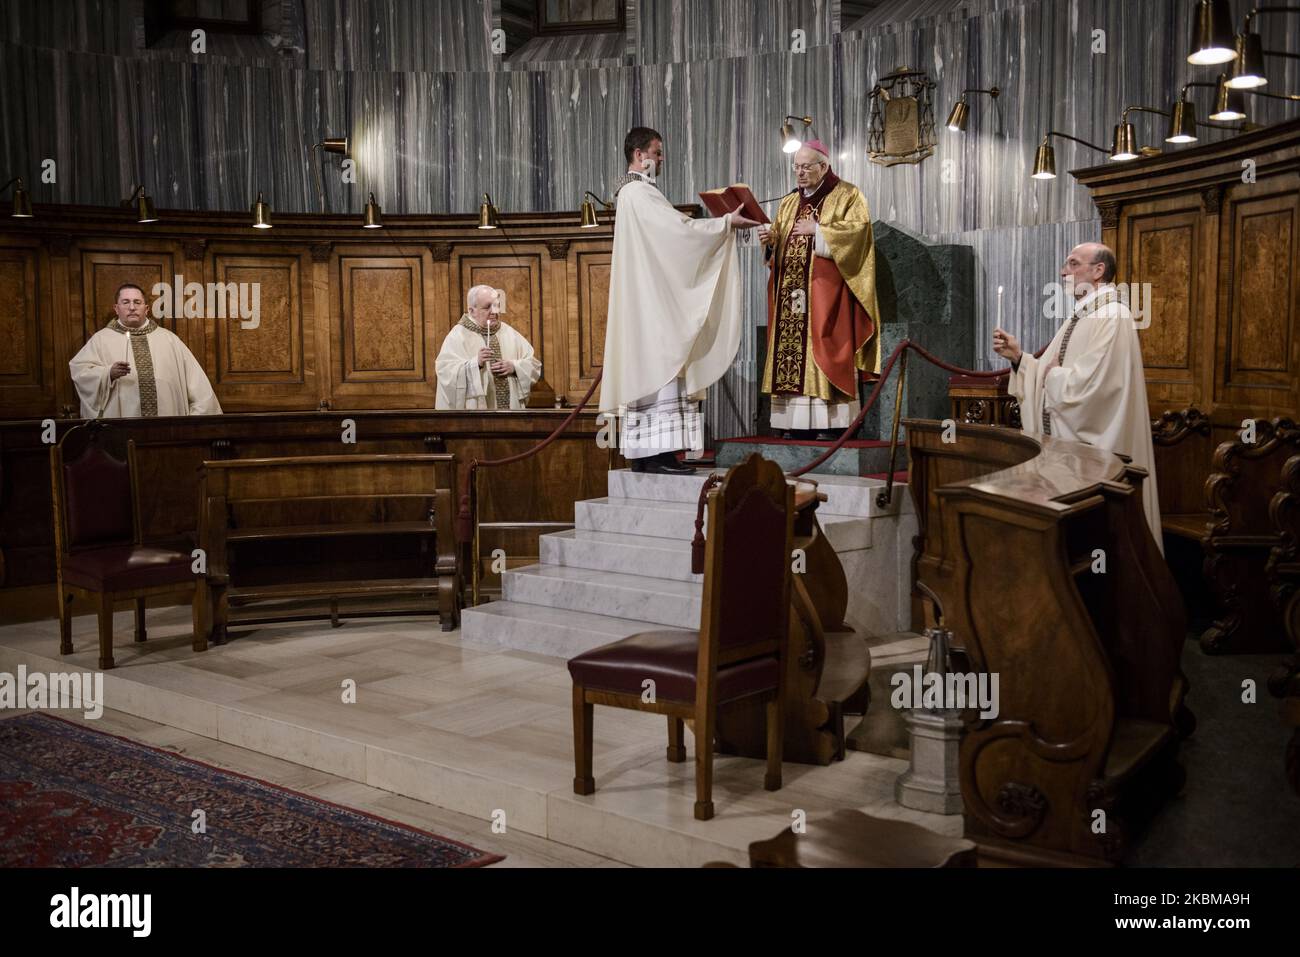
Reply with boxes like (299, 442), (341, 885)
(460, 468), (917, 660)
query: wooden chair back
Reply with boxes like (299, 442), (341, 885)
(50, 423), (140, 559)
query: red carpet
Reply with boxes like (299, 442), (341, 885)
(0, 713), (503, 868)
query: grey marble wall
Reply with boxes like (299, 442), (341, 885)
(3, 0), (1299, 437)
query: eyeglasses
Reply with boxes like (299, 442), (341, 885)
(791, 163), (824, 172)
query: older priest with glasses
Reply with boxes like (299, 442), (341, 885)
(758, 140), (881, 441)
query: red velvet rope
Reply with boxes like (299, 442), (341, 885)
(454, 338), (1036, 539)
(456, 371), (605, 542)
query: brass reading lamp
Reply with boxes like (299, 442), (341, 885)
(121, 185), (158, 223)
(310, 135), (349, 213)
(362, 192), (383, 228)
(1188, 0), (1237, 64)
(1227, 6), (1300, 88)
(1213, 73), (1300, 120)
(250, 190), (272, 229)
(0, 176), (32, 217)
(579, 190), (613, 228)
(780, 114), (814, 153)
(477, 193), (501, 229)
(1166, 81), (1251, 142)
(944, 87), (1000, 132)
(1030, 130), (1109, 179)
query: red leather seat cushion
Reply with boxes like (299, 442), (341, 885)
(568, 630), (779, 704)
(62, 545), (195, 592)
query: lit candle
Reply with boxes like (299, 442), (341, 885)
(997, 285), (1004, 328)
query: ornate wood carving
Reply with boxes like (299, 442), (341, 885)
(183, 239), (207, 261)
(310, 243), (332, 263)
(1152, 406), (1212, 444)
(1202, 418), (1299, 653)
(545, 239), (570, 260)
(1095, 202), (1119, 228)
(1201, 185), (1223, 214)
(429, 242), (453, 262)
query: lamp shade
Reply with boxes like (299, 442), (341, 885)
(945, 99), (969, 132)
(477, 194), (499, 229)
(780, 122), (801, 153)
(1031, 140), (1056, 179)
(580, 198), (598, 228)
(250, 191), (272, 228)
(135, 191), (158, 223)
(10, 179), (32, 217)
(1188, 0), (1237, 65)
(1109, 122), (1139, 161)
(1227, 32), (1267, 89)
(320, 136), (349, 156)
(1211, 76), (1248, 120)
(362, 192), (382, 228)
(1166, 100), (1198, 143)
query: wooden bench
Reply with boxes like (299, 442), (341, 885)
(1267, 453), (1300, 795)
(199, 454), (459, 642)
(1201, 419), (1298, 654)
(1152, 407), (1214, 543)
(906, 419), (1189, 866)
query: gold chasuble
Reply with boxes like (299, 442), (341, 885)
(761, 172), (882, 407)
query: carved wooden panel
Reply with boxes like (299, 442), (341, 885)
(1125, 207), (1201, 411)
(212, 255), (302, 381)
(454, 252), (544, 365)
(1218, 178), (1299, 412)
(575, 250), (611, 388)
(0, 245), (50, 417)
(339, 256), (424, 381)
(77, 249), (179, 343)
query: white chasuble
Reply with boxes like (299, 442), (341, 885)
(435, 319), (540, 410)
(1009, 284), (1161, 552)
(69, 321), (222, 418)
(598, 176), (742, 414)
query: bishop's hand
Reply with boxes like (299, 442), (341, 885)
(791, 217), (818, 237)
(757, 224), (773, 245)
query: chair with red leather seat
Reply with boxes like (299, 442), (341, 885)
(50, 422), (206, 670)
(568, 452), (794, 821)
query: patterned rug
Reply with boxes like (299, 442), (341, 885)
(0, 713), (503, 867)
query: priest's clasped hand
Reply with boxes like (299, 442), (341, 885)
(476, 347), (493, 368)
(109, 361), (131, 382)
(992, 328), (1022, 363)
(489, 359), (515, 377)
(791, 217), (818, 237)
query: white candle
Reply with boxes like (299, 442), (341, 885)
(996, 285), (1004, 328)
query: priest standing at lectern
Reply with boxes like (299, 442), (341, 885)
(435, 284), (540, 410)
(993, 242), (1162, 551)
(758, 141), (881, 440)
(600, 126), (759, 474)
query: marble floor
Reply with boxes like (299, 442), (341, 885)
(0, 606), (959, 868)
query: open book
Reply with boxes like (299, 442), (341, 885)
(698, 184), (769, 224)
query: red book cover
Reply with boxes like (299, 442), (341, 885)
(697, 184), (769, 224)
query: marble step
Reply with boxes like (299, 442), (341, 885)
(540, 528), (701, 583)
(459, 599), (680, 659)
(502, 563), (701, 630)
(577, 496), (873, 552)
(605, 468), (912, 520)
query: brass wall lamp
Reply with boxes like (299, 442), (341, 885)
(945, 87), (1000, 132)
(1167, 81), (1251, 141)
(477, 193), (501, 229)
(0, 176), (32, 217)
(1228, 6), (1300, 89)
(1212, 73), (1300, 121)
(121, 185), (158, 223)
(1030, 130), (1109, 179)
(780, 115), (814, 153)
(1110, 106), (1174, 161)
(579, 190), (613, 228)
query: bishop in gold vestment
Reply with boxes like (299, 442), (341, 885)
(760, 141), (881, 438)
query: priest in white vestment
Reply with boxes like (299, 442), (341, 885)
(993, 242), (1162, 552)
(435, 284), (540, 410)
(70, 282), (222, 418)
(599, 126), (759, 473)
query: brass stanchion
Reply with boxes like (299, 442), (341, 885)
(876, 347), (908, 508)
